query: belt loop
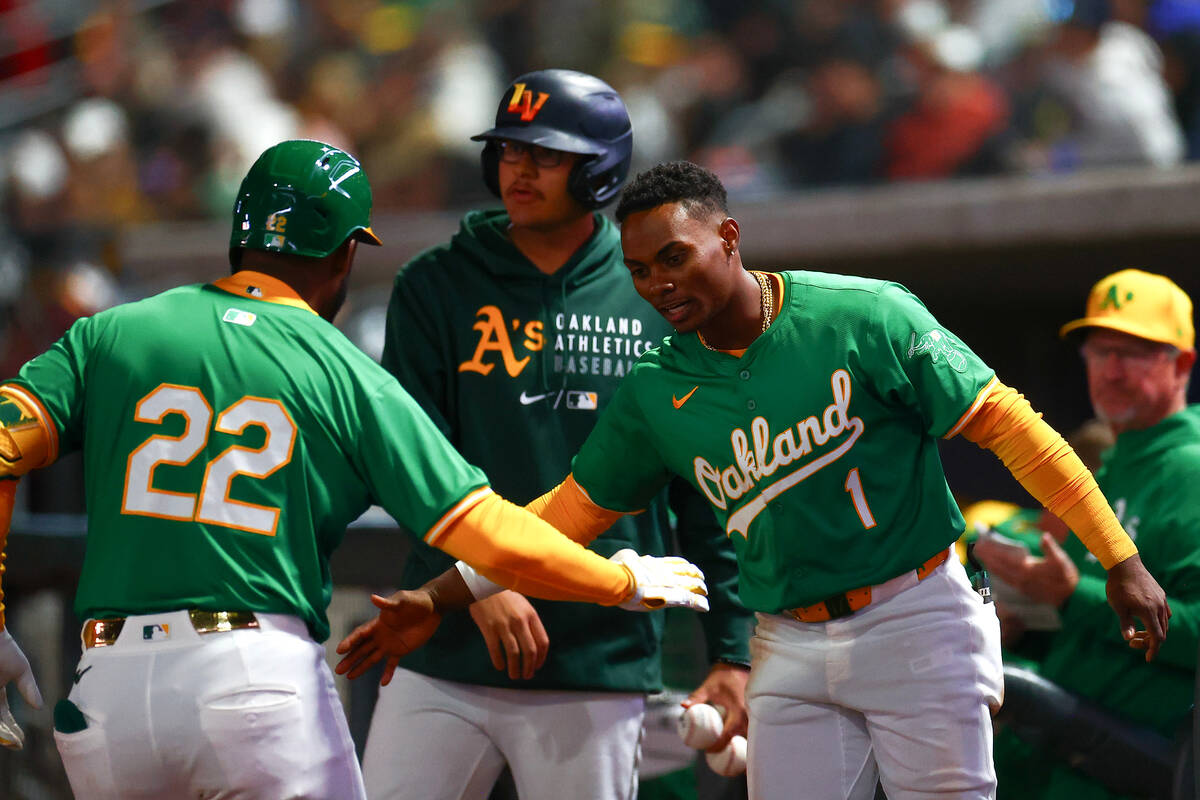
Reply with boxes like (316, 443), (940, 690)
(82, 618), (125, 649)
(189, 610), (259, 634)
(823, 593), (853, 619)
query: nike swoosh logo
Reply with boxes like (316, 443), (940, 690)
(73, 665), (93, 684)
(672, 386), (699, 409)
(519, 391), (550, 405)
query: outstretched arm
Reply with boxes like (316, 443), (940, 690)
(427, 491), (703, 607)
(959, 380), (1169, 660)
(336, 488), (708, 682)
(446, 475), (630, 603)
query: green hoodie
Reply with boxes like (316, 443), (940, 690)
(381, 209), (751, 691)
(1042, 405), (1200, 731)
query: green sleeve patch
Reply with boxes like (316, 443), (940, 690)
(0, 394), (36, 428)
(906, 330), (968, 373)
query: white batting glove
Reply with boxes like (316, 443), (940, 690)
(611, 549), (709, 612)
(0, 629), (43, 750)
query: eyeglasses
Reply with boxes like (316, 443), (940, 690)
(496, 140), (569, 168)
(1079, 341), (1175, 372)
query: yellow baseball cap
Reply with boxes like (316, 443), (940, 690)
(1060, 269), (1194, 351)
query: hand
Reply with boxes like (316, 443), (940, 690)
(610, 549), (709, 612)
(973, 532), (1079, 607)
(684, 662), (749, 752)
(335, 590), (443, 685)
(469, 591), (549, 680)
(0, 629), (43, 750)
(1106, 553), (1170, 662)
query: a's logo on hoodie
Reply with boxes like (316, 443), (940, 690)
(459, 305), (544, 377)
(458, 305), (657, 380)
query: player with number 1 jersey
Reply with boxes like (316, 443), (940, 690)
(509, 161), (1169, 798)
(339, 159), (1171, 799)
(573, 271), (994, 613)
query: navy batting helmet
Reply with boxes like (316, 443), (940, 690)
(472, 69), (633, 209)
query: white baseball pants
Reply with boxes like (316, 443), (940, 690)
(746, 551), (1003, 800)
(54, 610), (365, 800)
(362, 668), (645, 800)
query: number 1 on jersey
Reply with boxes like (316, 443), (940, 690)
(844, 467), (877, 529)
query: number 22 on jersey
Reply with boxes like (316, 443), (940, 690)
(121, 384), (297, 536)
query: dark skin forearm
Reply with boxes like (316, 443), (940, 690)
(424, 565), (478, 613)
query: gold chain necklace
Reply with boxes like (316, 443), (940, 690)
(698, 271), (774, 351)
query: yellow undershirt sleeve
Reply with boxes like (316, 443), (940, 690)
(434, 492), (634, 605)
(0, 387), (54, 478)
(958, 381), (1136, 569)
(524, 474), (626, 545)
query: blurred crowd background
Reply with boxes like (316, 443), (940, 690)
(4, 3), (1200, 796)
(4, 0), (1200, 382)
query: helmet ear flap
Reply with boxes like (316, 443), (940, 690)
(481, 141), (502, 198)
(569, 149), (630, 209)
(566, 155), (601, 210)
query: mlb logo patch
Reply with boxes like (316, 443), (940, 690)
(565, 391), (598, 410)
(222, 308), (257, 327)
(142, 623), (170, 641)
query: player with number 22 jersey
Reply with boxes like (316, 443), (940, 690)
(10, 275), (491, 641)
(0, 141), (709, 800)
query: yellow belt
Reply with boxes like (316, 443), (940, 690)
(786, 549), (951, 623)
(81, 610), (260, 649)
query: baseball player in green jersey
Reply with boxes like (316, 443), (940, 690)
(357, 70), (752, 800)
(979, 269), (1200, 800)
(0, 140), (710, 799)
(342, 161), (1171, 799)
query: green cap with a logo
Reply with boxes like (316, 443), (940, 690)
(1060, 269), (1194, 351)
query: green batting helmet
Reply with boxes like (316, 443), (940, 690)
(229, 139), (382, 267)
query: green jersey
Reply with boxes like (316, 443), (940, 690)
(574, 270), (996, 613)
(7, 272), (488, 641)
(382, 209), (750, 692)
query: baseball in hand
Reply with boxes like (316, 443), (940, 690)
(677, 703), (724, 750)
(706, 734), (748, 777)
